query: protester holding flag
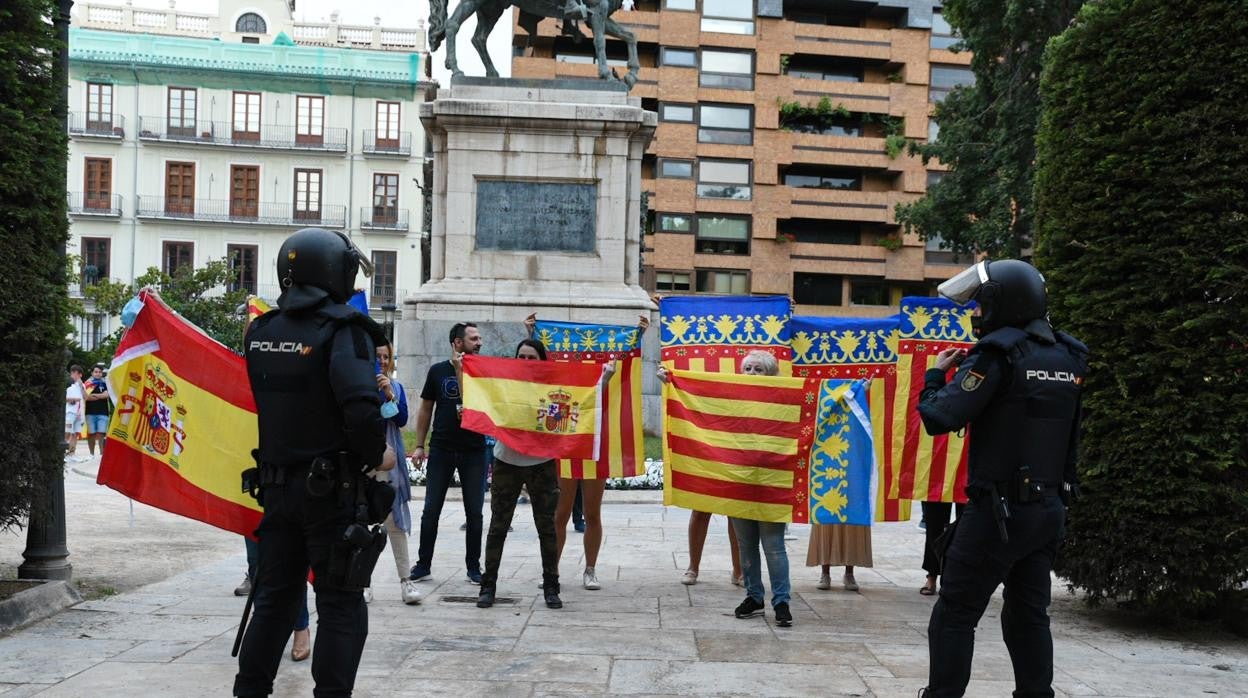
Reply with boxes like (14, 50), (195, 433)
(526, 313), (651, 592)
(721, 351), (794, 626)
(233, 228), (388, 698)
(807, 523), (871, 592)
(476, 339), (569, 610)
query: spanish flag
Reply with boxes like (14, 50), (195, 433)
(889, 297), (976, 504)
(662, 368), (821, 523)
(461, 354), (604, 461)
(790, 315), (912, 522)
(98, 289), (262, 537)
(534, 320), (645, 480)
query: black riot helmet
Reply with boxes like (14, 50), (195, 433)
(937, 259), (1047, 332)
(276, 228), (373, 303)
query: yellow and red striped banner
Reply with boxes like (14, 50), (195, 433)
(461, 354), (604, 461)
(97, 289), (262, 537)
(246, 295), (272, 322)
(535, 320), (646, 480)
(889, 297), (976, 503)
(662, 368), (821, 523)
(790, 315), (912, 522)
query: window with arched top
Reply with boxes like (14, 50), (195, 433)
(235, 12), (266, 34)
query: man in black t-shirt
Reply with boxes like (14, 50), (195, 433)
(408, 322), (487, 584)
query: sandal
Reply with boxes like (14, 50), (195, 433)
(680, 569), (698, 585)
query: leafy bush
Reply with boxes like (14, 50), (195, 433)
(1035, 0), (1248, 616)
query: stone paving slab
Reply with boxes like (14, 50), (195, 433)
(0, 456), (1245, 696)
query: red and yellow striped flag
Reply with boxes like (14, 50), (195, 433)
(790, 315), (912, 522)
(461, 354), (604, 461)
(246, 295), (272, 322)
(535, 320), (645, 480)
(97, 289), (262, 537)
(662, 368), (821, 523)
(889, 297), (976, 503)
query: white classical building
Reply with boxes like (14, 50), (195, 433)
(67, 0), (433, 347)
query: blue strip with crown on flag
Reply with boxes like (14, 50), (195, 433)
(533, 320), (642, 362)
(659, 295), (793, 373)
(809, 378), (875, 525)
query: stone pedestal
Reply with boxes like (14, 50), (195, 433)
(399, 77), (660, 430)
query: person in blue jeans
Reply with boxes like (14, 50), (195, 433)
(727, 351), (794, 627)
(409, 322), (487, 584)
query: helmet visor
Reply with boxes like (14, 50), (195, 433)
(337, 232), (374, 277)
(938, 261), (989, 305)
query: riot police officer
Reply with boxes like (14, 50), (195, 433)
(233, 228), (388, 698)
(917, 259), (1087, 698)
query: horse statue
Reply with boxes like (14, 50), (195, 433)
(428, 0), (641, 89)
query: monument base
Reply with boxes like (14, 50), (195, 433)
(399, 77), (659, 434)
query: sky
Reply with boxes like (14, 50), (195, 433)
(89, 0), (513, 81)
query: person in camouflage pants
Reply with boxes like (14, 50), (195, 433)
(477, 339), (565, 609)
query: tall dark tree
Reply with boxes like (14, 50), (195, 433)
(1035, 0), (1248, 616)
(895, 0), (1084, 258)
(0, 0), (71, 528)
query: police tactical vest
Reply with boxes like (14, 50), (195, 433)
(966, 327), (1087, 487)
(245, 304), (369, 466)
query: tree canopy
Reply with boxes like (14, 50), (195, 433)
(0, 0), (71, 528)
(1035, 0), (1248, 616)
(895, 0), (1084, 259)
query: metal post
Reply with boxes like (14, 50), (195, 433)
(21, 0), (76, 582)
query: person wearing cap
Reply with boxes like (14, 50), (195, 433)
(233, 228), (390, 698)
(917, 259), (1088, 698)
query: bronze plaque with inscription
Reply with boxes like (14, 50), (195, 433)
(475, 180), (597, 252)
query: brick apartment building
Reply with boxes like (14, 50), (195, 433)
(510, 0), (972, 317)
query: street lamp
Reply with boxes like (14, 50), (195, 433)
(381, 302), (397, 345)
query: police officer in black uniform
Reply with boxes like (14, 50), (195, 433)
(233, 228), (388, 698)
(917, 259), (1087, 698)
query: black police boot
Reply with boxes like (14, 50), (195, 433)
(477, 587), (495, 608)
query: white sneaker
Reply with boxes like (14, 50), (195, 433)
(363, 587), (374, 604)
(401, 579), (422, 605)
(582, 567), (601, 591)
(817, 573), (832, 590)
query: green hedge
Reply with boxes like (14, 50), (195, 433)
(1035, 0), (1248, 615)
(0, 0), (71, 528)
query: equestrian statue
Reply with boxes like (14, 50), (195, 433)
(428, 0), (641, 89)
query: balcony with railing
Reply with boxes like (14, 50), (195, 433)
(360, 208), (409, 231)
(136, 197), (347, 227)
(68, 111), (125, 139)
(361, 130), (413, 157)
(137, 117), (348, 152)
(68, 191), (123, 216)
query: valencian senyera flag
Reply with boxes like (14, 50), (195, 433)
(534, 320), (645, 480)
(660, 295), (793, 375)
(246, 295), (272, 322)
(809, 379), (876, 526)
(460, 354), (605, 461)
(791, 315), (911, 522)
(890, 296), (977, 504)
(662, 368), (821, 523)
(97, 289), (263, 537)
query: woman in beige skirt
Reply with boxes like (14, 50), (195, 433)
(807, 523), (872, 591)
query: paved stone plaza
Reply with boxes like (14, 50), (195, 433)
(0, 450), (1243, 697)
